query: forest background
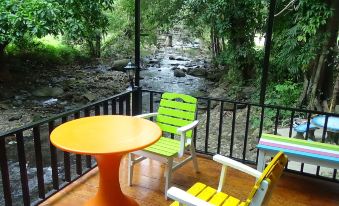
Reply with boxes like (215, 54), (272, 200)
(0, 0), (338, 113)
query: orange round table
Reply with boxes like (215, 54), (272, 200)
(50, 115), (162, 206)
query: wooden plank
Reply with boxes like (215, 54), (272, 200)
(40, 156), (339, 206)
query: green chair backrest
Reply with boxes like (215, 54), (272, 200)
(156, 92), (197, 138)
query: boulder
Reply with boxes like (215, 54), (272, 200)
(174, 69), (186, 77)
(187, 67), (206, 77)
(8, 115), (22, 121)
(83, 92), (96, 102)
(111, 59), (130, 71)
(32, 87), (64, 97)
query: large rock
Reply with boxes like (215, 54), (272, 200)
(111, 59), (130, 71)
(187, 67), (206, 77)
(174, 69), (186, 77)
(33, 87), (64, 97)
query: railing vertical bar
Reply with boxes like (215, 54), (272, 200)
(333, 169), (337, 180)
(0, 138), (12, 205)
(258, 107), (265, 138)
(16, 131), (30, 206)
(112, 100), (117, 115)
(103, 101), (109, 115)
(321, 115), (329, 143)
(33, 126), (45, 198)
(95, 105), (101, 116)
(84, 109), (92, 168)
(126, 94), (131, 115)
(256, 106), (265, 164)
(288, 110), (295, 137)
(74, 112), (82, 175)
(317, 115), (329, 176)
(230, 103), (237, 157)
(304, 113), (312, 140)
(204, 100), (211, 153)
(274, 109), (280, 135)
(193, 102), (198, 149)
(61, 116), (71, 182)
(301, 113), (313, 173)
(217, 101), (224, 154)
(243, 105), (251, 161)
(49, 121), (59, 190)
(150, 92), (154, 121)
(119, 98), (124, 115)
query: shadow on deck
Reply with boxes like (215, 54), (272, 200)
(40, 155), (339, 206)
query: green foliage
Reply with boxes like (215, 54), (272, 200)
(266, 81), (302, 106)
(183, 0), (265, 82)
(0, 0), (114, 57)
(5, 36), (87, 64)
(271, 0), (332, 81)
(0, 0), (62, 49)
(250, 80), (302, 128)
(60, 0), (115, 56)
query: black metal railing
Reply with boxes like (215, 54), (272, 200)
(141, 89), (339, 181)
(0, 88), (338, 205)
(0, 90), (132, 206)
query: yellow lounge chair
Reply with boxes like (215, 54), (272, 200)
(167, 152), (287, 206)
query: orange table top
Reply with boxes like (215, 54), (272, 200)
(50, 115), (162, 155)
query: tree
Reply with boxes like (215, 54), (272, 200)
(272, 0), (338, 111)
(183, 0), (265, 83)
(59, 0), (115, 57)
(0, 0), (62, 58)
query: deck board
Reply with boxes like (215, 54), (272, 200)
(40, 155), (339, 206)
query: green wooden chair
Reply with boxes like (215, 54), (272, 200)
(128, 92), (200, 198)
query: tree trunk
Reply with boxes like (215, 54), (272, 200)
(165, 35), (173, 47)
(330, 73), (339, 112)
(305, 0), (339, 111)
(95, 33), (101, 58)
(0, 41), (11, 82)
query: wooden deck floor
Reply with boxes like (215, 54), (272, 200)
(41, 155), (339, 206)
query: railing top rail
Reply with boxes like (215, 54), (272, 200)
(141, 89), (339, 117)
(0, 90), (132, 138)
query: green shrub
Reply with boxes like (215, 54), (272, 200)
(5, 35), (89, 64)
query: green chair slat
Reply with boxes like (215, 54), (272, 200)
(157, 115), (192, 128)
(158, 107), (195, 121)
(160, 99), (196, 112)
(157, 122), (193, 137)
(162, 92), (197, 104)
(144, 137), (181, 157)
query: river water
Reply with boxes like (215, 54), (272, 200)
(140, 33), (214, 96)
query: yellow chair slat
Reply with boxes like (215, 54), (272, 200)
(208, 192), (228, 206)
(187, 182), (207, 196)
(196, 186), (217, 201)
(222, 196), (241, 206)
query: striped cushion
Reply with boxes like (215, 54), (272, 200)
(170, 182), (244, 206)
(258, 134), (339, 163)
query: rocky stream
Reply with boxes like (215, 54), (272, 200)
(0, 31), (261, 205)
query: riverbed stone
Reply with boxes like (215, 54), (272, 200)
(111, 59), (130, 71)
(8, 114), (22, 121)
(83, 92), (96, 102)
(187, 67), (206, 77)
(32, 87), (64, 97)
(174, 69), (186, 77)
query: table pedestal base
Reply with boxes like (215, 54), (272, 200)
(85, 154), (138, 206)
